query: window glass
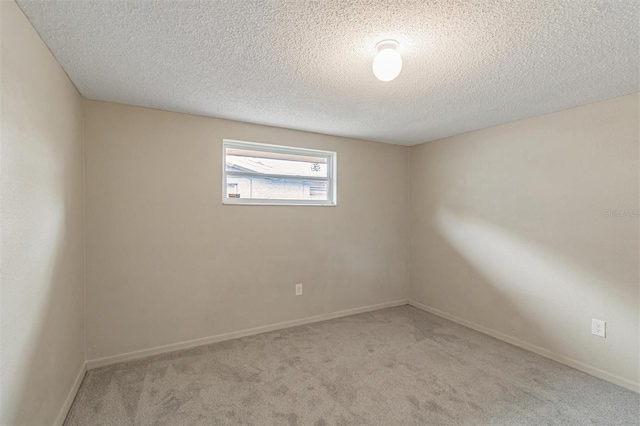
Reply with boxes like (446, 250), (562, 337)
(222, 140), (336, 206)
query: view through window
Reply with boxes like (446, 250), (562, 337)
(223, 140), (337, 205)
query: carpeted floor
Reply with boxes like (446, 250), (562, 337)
(65, 306), (639, 425)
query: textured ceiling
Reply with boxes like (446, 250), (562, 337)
(17, 0), (640, 146)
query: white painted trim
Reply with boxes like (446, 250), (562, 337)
(54, 362), (86, 426)
(226, 170), (331, 182)
(408, 300), (640, 394)
(224, 139), (337, 156)
(87, 299), (408, 370)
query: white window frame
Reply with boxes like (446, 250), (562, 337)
(222, 139), (337, 206)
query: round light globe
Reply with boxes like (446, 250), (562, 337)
(372, 40), (402, 82)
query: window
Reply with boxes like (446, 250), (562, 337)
(227, 182), (239, 198)
(222, 139), (337, 205)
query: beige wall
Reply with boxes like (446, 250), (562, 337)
(84, 96), (639, 390)
(2, 3), (637, 417)
(408, 94), (640, 389)
(0, 1), (85, 424)
(84, 100), (408, 361)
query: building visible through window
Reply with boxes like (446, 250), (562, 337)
(222, 140), (336, 206)
(227, 183), (239, 198)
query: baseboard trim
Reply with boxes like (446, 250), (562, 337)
(408, 300), (639, 393)
(54, 361), (86, 426)
(87, 299), (408, 370)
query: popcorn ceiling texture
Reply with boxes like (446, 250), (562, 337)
(17, 0), (639, 146)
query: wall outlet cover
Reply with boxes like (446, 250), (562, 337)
(591, 319), (606, 338)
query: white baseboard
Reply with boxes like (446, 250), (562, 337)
(54, 361), (86, 426)
(408, 300), (639, 394)
(87, 299), (408, 370)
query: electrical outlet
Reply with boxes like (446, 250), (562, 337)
(295, 283), (303, 296)
(591, 319), (606, 338)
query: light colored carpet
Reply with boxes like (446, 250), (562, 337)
(65, 306), (639, 425)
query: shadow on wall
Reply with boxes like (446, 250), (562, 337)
(410, 202), (639, 385)
(411, 209), (545, 342)
(3, 175), (84, 425)
(435, 207), (634, 345)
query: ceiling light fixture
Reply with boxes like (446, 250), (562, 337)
(372, 40), (402, 82)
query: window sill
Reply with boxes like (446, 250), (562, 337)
(222, 200), (337, 206)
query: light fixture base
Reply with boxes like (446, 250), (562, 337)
(376, 39), (399, 53)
